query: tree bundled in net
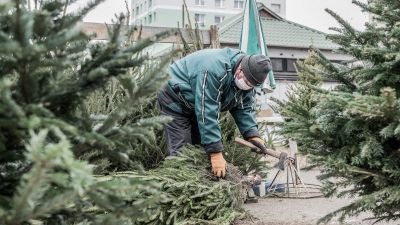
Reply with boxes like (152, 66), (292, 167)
(109, 146), (245, 225)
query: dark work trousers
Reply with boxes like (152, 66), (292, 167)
(157, 87), (201, 156)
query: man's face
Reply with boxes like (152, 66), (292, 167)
(234, 63), (254, 88)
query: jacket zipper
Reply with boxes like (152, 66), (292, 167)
(215, 73), (226, 121)
(240, 95), (244, 109)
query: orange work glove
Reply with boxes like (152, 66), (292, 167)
(210, 152), (226, 178)
(248, 137), (267, 154)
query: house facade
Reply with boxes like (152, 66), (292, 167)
(131, 0), (286, 28)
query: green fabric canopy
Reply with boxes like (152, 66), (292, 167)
(239, 0), (276, 90)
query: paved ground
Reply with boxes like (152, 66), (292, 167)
(238, 169), (399, 225)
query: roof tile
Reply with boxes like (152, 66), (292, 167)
(219, 16), (339, 50)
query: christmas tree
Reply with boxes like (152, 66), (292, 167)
(0, 0), (175, 223)
(0, 1), (256, 224)
(277, 0), (400, 223)
(111, 146), (246, 225)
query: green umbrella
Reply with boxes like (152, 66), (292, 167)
(239, 0), (276, 91)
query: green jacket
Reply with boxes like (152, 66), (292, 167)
(167, 48), (260, 153)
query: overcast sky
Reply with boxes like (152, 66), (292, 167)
(75, 0), (369, 33)
(286, 0), (368, 33)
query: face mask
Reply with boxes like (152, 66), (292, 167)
(235, 77), (253, 90)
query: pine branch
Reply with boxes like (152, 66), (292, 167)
(61, 0), (105, 29)
(325, 8), (365, 45)
(96, 51), (175, 134)
(6, 128), (94, 224)
(352, 0), (369, 13)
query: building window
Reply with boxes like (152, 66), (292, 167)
(271, 58), (283, 72)
(195, 0), (205, 6)
(215, 0), (224, 8)
(135, 6), (139, 16)
(148, 14), (152, 23)
(149, 0), (152, 8)
(153, 12), (156, 22)
(195, 13), (205, 26)
(271, 58), (298, 73)
(271, 4), (281, 14)
(140, 3), (142, 13)
(234, 0), (244, 9)
(144, 17), (147, 24)
(214, 16), (224, 24)
(287, 59), (297, 72)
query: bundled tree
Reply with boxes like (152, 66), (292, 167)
(109, 146), (245, 225)
(277, 0), (400, 223)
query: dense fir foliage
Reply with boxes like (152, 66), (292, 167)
(277, 0), (400, 223)
(84, 76), (169, 170)
(0, 0), (175, 224)
(110, 146), (245, 225)
(0, 0), (264, 224)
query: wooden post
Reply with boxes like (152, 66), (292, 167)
(209, 25), (219, 49)
(289, 139), (300, 178)
(182, 4), (185, 27)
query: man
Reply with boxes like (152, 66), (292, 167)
(157, 48), (272, 178)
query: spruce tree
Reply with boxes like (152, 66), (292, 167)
(0, 1), (254, 224)
(0, 0), (175, 224)
(277, 0), (400, 223)
(112, 146), (245, 225)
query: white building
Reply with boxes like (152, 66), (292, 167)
(131, 0), (286, 27)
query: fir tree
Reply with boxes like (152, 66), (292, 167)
(0, 1), (257, 224)
(0, 0), (175, 223)
(111, 146), (245, 225)
(277, 0), (400, 223)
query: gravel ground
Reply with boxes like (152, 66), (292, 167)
(236, 169), (399, 225)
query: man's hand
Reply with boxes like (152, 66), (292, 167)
(210, 152), (226, 178)
(248, 137), (267, 154)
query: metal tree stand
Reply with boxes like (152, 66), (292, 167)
(235, 137), (323, 199)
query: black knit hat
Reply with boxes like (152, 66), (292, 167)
(241, 54), (272, 86)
